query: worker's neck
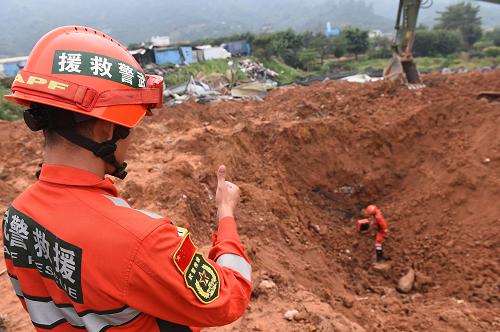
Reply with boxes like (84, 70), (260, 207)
(44, 145), (106, 179)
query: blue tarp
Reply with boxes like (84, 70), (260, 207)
(154, 49), (182, 65)
(223, 41), (251, 56)
(154, 47), (193, 65)
(179, 47), (193, 64)
(2, 61), (26, 77)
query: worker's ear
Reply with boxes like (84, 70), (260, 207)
(92, 119), (114, 142)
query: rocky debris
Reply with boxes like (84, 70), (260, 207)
(258, 279), (276, 291)
(372, 261), (392, 273)
(439, 309), (475, 332)
(333, 184), (363, 196)
(143, 63), (171, 76)
(331, 313), (366, 332)
(0, 315), (6, 332)
(414, 271), (434, 291)
(284, 309), (300, 321)
(397, 269), (416, 294)
(341, 294), (355, 309)
(308, 324), (318, 331)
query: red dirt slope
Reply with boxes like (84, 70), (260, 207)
(1, 71), (499, 331)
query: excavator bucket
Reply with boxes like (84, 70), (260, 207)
(383, 55), (405, 82)
(384, 54), (423, 88)
(401, 59), (420, 84)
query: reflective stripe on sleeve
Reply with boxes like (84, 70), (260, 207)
(9, 276), (141, 330)
(216, 253), (252, 282)
(103, 194), (130, 207)
(136, 209), (163, 219)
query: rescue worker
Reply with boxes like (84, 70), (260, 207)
(2, 26), (251, 331)
(364, 204), (388, 263)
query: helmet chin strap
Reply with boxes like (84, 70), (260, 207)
(55, 126), (130, 179)
(24, 105), (131, 179)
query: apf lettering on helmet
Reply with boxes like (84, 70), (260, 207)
(13, 73), (68, 91)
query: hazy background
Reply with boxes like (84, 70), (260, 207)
(1, 0), (499, 57)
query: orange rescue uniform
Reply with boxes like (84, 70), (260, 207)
(2, 164), (252, 331)
(370, 209), (388, 247)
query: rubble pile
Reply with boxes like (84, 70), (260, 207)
(163, 60), (280, 105)
(239, 59), (278, 81)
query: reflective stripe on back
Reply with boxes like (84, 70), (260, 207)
(9, 275), (23, 297)
(9, 276), (141, 331)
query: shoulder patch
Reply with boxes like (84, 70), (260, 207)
(176, 226), (188, 237)
(172, 234), (220, 304)
(173, 234), (196, 274)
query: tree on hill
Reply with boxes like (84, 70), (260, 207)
(368, 36), (392, 59)
(310, 35), (336, 64)
(484, 27), (500, 47)
(435, 1), (482, 50)
(299, 48), (320, 71)
(343, 27), (369, 59)
(413, 29), (462, 57)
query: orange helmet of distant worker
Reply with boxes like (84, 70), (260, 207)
(5, 26), (164, 178)
(365, 204), (379, 215)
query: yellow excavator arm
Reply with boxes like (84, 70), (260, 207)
(384, 0), (500, 84)
(384, 0), (422, 84)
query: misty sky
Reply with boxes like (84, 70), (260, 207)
(1, 0), (499, 57)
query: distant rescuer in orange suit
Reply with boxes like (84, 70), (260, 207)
(363, 205), (389, 263)
(1, 26), (251, 331)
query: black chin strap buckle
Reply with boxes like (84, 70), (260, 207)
(94, 143), (117, 159)
(112, 162), (128, 180)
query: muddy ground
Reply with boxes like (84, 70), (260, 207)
(0, 71), (499, 331)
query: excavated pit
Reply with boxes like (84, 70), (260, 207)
(0, 71), (499, 331)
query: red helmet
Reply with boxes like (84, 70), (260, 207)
(4, 26), (164, 179)
(365, 205), (379, 215)
(5, 26), (163, 128)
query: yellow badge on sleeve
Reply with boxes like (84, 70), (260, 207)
(173, 234), (220, 304)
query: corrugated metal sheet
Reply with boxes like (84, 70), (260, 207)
(193, 50), (205, 63)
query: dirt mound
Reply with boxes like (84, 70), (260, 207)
(1, 71), (499, 331)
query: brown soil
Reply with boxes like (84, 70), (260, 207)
(1, 71), (499, 331)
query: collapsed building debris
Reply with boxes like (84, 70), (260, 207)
(239, 59), (278, 81)
(163, 61), (280, 105)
